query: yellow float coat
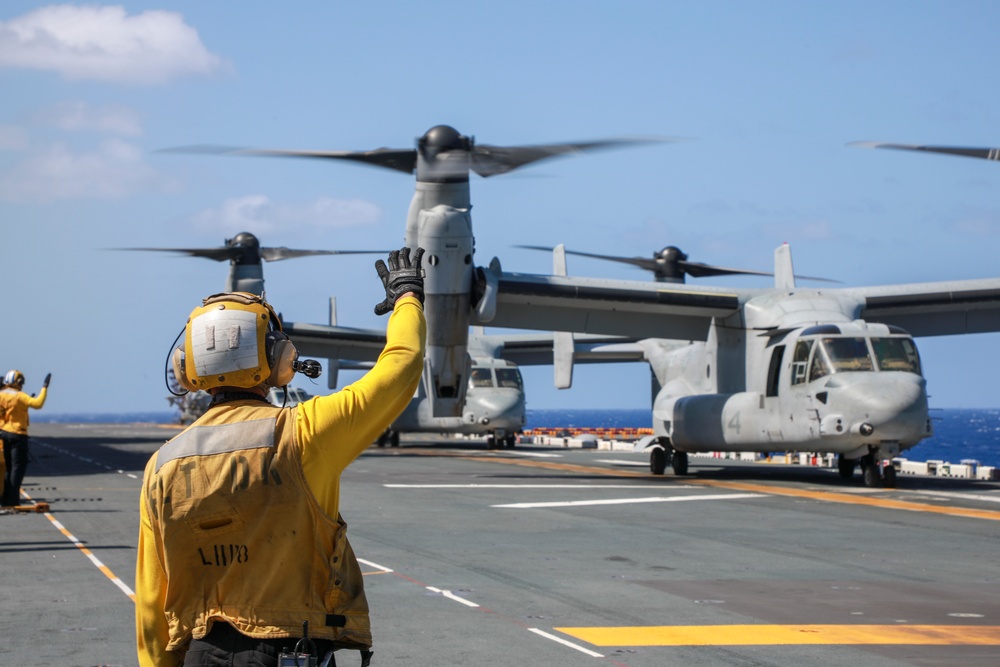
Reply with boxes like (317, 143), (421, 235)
(0, 386), (47, 435)
(136, 297), (425, 666)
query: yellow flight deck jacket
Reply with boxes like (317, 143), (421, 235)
(136, 296), (425, 667)
(0, 385), (47, 435)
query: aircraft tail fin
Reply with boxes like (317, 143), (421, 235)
(774, 244), (796, 290)
(552, 245), (574, 388)
(553, 243), (568, 276)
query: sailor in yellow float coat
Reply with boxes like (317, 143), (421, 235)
(136, 252), (425, 666)
(1, 370), (49, 507)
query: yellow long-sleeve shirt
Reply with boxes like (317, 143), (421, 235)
(0, 386), (47, 435)
(135, 297), (425, 666)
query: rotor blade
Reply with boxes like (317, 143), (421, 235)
(160, 145), (418, 174)
(517, 245), (839, 283)
(260, 247), (389, 262)
(115, 247), (238, 261)
(515, 245), (660, 271)
(679, 260), (773, 279)
(470, 137), (667, 177)
(849, 141), (1000, 162)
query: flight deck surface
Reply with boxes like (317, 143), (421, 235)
(3, 423), (999, 666)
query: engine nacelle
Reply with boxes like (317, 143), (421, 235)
(417, 204), (474, 416)
(662, 392), (769, 452)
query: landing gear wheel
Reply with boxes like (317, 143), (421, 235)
(487, 436), (498, 450)
(838, 455), (856, 479)
(390, 430), (400, 447)
(862, 456), (880, 487)
(672, 451), (689, 476)
(882, 464), (897, 489)
(377, 430), (389, 448)
(505, 434), (517, 448)
(650, 448), (666, 475)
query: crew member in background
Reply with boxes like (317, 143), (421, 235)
(0, 370), (50, 508)
(136, 247), (426, 667)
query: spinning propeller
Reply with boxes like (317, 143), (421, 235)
(850, 142), (1000, 162)
(517, 244), (836, 284)
(163, 124), (660, 182)
(122, 231), (386, 294)
(122, 231), (385, 264)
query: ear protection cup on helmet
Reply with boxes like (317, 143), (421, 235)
(171, 347), (198, 393)
(265, 330), (298, 388)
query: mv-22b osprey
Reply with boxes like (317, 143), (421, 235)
(166, 126), (655, 420)
(485, 242), (1000, 488)
(129, 231), (532, 447)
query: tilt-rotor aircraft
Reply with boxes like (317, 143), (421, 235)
(480, 240), (1000, 487)
(166, 125), (655, 420)
(132, 231), (538, 447)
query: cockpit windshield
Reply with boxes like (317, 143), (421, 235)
(793, 334), (921, 384)
(496, 368), (523, 390)
(469, 368), (494, 388)
(871, 337), (921, 374)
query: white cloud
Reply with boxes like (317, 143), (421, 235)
(0, 5), (224, 84)
(0, 138), (175, 201)
(192, 195), (383, 236)
(0, 124), (29, 151)
(33, 100), (142, 136)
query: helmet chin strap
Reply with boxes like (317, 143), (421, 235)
(210, 389), (271, 406)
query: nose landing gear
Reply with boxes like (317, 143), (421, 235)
(859, 452), (897, 488)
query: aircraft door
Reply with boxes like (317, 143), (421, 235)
(781, 337), (821, 442)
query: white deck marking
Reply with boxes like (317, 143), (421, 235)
(493, 492), (765, 509)
(905, 489), (1000, 503)
(357, 557), (394, 573)
(385, 484), (693, 489)
(528, 628), (604, 658)
(426, 586), (480, 608)
(596, 458), (649, 467)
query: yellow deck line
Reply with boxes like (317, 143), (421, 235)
(455, 455), (1000, 521)
(556, 624), (1000, 646)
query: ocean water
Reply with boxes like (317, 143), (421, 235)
(35, 408), (1000, 468)
(524, 408), (1000, 469)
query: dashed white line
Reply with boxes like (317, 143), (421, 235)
(527, 628), (604, 658)
(426, 586), (480, 608)
(384, 484), (690, 489)
(493, 492), (766, 509)
(357, 557), (394, 573)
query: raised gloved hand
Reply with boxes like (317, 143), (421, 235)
(43, 373), (51, 389)
(374, 246), (425, 316)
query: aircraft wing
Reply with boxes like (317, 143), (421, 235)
(472, 331), (647, 365)
(483, 271), (744, 340)
(282, 321), (386, 362)
(856, 278), (1000, 337)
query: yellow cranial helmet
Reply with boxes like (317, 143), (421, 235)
(172, 292), (298, 392)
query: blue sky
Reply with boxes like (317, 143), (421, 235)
(2, 1), (1000, 415)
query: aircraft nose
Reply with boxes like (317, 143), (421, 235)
(828, 373), (928, 441)
(473, 391), (525, 426)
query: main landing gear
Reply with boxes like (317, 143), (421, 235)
(649, 439), (688, 476)
(376, 429), (400, 447)
(839, 453), (896, 488)
(487, 432), (517, 449)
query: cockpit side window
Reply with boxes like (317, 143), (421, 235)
(791, 339), (813, 385)
(809, 346), (832, 382)
(871, 337), (922, 374)
(469, 368), (494, 388)
(495, 368), (523, 390)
